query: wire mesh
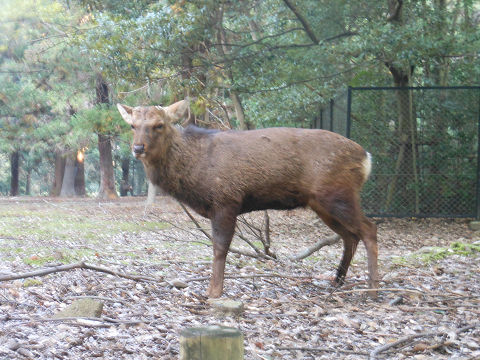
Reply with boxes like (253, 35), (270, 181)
(315, 86), (480, 218)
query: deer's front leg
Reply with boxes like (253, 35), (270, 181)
(208, 208), (237, 298)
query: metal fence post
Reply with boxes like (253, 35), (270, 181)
(346, 87), (352, 139)
(320, 106), (323, 129)
(329, 99), (334, 132)
(476, 90), (480, 219)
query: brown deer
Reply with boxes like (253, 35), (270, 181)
(117, 99), (378, 298)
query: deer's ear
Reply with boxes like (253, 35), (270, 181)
(117, 104), (133, 124)
(165, 99), (190, 123)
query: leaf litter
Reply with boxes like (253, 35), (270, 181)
(0, 197), (478, 359)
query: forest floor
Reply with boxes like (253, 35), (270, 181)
(0, 196), (479, 360)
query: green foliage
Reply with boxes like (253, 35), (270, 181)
(1, 0), (479, 195)
(71, 105), (127, 139)
(0, 153), (9, 195)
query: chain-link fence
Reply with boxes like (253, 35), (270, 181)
(314, 86), (480, 218)
(312, 92), (349, 137)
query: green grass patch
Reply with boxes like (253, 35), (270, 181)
(22, 279), (43, 287)
(417, 241), (480, 263)
(393, 241), (480, 265)
(21, 248), (97, 266)
(0, 213), (169, 242)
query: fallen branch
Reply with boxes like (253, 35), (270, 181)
(330, 287), (425, 297)
(0, 261), (162, 283)
(290, 234), (340, 261)
(369, 323), (479, 359)
(63, 295), (127, 304)
(277, 346), (368, 356)
(184, 273), (312, 283)
(26, 316), (143, 328)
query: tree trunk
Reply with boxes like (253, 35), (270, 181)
(74, 150), (86, 197)
(384, 0), (419, 214)
(230, 91), (249, 130)
(60, 154), (76, 197)
(97, 134), (118, 199)
(51, 151), (66, 196)
(384, 66), (419, 214)
(216, 8), (254, 130)
(10, 151), (20, 196)
(25, 169), (31, 195)
(120, 158), (131, 196)
(95, 73), (118, 200)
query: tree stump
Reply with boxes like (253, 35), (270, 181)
(180, 326), (243, 360)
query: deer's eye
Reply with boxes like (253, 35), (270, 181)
(130, 124), (135, 130)
(153, 124), (163, 130)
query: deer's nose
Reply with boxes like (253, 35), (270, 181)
(133, 144), (145, 154)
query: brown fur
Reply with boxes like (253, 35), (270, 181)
(118, 100), (379, 298)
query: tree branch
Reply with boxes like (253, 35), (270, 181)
(282, 0), (319, 44)
(289, 235), (341, 261)
(387, 0), (404, 23)
(178, 202), (212, 241)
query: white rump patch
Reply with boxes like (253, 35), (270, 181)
(362, 152), (372, 181)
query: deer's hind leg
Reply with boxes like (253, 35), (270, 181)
(309, 190), (378, 294)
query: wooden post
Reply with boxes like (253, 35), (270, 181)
(180, 326), (243, 360)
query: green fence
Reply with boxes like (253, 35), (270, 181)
(313, 86), (480, 218)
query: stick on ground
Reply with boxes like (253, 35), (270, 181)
(0, 261), (162, 283)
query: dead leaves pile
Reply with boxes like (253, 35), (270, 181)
(0, 197), (478, 359)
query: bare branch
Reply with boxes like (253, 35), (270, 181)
(264, 211), (272, 255)
(0, 262), (82, 281)
(282, 0), (319, 44)
(290, 235), (341, 261)
(178, 201), (276, 259)
(178, 202), (212, 241)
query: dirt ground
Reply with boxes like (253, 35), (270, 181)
(0, 197), (478, 359)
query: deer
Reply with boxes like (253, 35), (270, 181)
(117, 99), (378, 298)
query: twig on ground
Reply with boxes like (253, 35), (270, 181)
(28, 316), (143, 328)
(369, 323), (479, 359)
(184, 273), (312, 283)
(63, 295), (128, 304)
(277, 346), (368, 356)
(0, 261), (162, 283)
(331, 287), (425, 297)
